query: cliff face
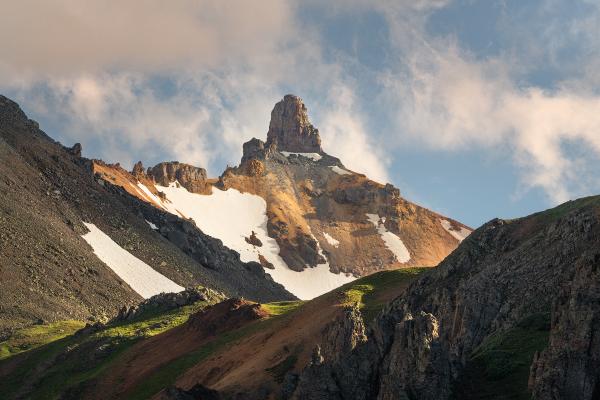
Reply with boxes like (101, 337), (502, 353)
(266, 94), (322, 153)
(148, 162), (211, 195)
(289, 197), (600, 399)
(529, 248), (600, 399)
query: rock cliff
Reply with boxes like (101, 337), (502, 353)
(266, 94), (322, 153)
(290, 196), (600, 399)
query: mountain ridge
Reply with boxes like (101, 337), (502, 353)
(0, 94), (294, 336)
(93, 94), (471, 298)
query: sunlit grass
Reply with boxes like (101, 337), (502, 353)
(340, 267), (428, 322)
(261, 300), (305, 316)
(0, 320), (86, 360)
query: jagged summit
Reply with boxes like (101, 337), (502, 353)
(265, 94), (322, 153)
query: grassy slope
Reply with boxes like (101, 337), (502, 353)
(127, 268), (428, 398)
(341, 267), (428, 323)
(452, 313), (551, 400)
(0, 320), (85, 360)
(0, 296), (220, 399)
(0, 268), (427, 399)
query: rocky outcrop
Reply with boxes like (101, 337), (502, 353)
(320, 304), (367, 363)
(290, 197), (600, 399)
(113, 287), (224, 322)
(241, 138), (268, 163)
(275, 230), (326, 272)
(185, 298), (268, 335)
(149, 161), (211, 194)
(529, 251), (600, 399)
(131, 160), (145, 178)
(290, 304), (367, 400)
(67, 142), (82, 158)
(245, 231), (263, 247)
(266, 95), (322, 153)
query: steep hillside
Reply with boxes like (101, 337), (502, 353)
(287, 196), (600, 400)
(0, 95), (294, 337)
(94, 95), (471, 299)
(0, 269), (425, 400)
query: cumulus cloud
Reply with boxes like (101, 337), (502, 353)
(0, 0), (294, 81)
(2, 0), (599, 206)
(371, 1), (600, 203)
(318, 85), (390, 183)
(1, 0), (390, 181)
(382, 46), (600, 202)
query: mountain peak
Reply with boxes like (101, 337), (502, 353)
(265, 94), (322, 153)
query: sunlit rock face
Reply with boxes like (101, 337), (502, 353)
(266, 94), (322, 153)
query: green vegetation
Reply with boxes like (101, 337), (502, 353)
(98, 300), (212, 339)
(261, 300), (304, 316)
(0, 320), (85, 360)
(266, 354), (298, 383)
(535, 195), (600, 223)
(0, 297), (218, 400)
(340, 267), (428, 322)
(126, 303), (298, 400)
(452, 313), (551, 400)
(0, 271), (428, 399)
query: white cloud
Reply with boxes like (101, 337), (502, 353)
(3, 0), (600, 206)
(318, 85), (390, 183)
(0, 0), (294, 82)
(385, 48), (600, 203)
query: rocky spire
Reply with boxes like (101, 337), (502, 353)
(265, 94), (322, 153)
(131, 161), (145, 178)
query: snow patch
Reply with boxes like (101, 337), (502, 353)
(81, 223), (184, 298)
(329, 166), (352, 175)
(366, 214), (411, 263)
(281, 151), (322, 161)
(156, 183), (353, 299)
(137, 183), (185, 217)
(323, 232), (340, 248)
(440, 219), (471, 242)
(146, 220), (158, 230)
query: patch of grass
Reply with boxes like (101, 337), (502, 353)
(0, 297), (219, 400)
(261, 301), (305, 316)
(339, 267), (428, 323)
(452, 313), (551, 400)
(0, 320), (85, 360)
(266, 354), (298, 383)
(98, 300), (211, 340)
(534, 195), (600, 223)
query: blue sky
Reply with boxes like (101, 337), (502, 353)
(1, 0), (599, 227)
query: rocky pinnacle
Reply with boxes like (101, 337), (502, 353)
(265, 94), (322, 153)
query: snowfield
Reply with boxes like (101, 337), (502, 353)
(366, 214), (411, 263)
(281, 151), (322, 161)
(440, 219), (471, 242)
(323, 232), (340, 248)
(156, 182), (354, 299)
(145, 220), (158, 230)
(329, 166), (352, 175)
(81, 222), (185, 298)
(137, 183), (184, 217)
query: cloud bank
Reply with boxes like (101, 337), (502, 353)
(1, 0), (599, 206)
